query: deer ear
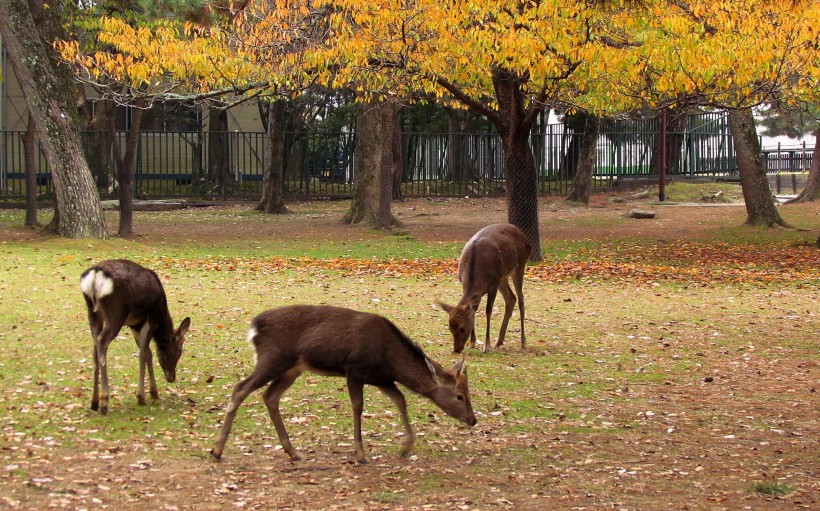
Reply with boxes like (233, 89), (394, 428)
(425, 358), (443, 382)
(177, 317), (191, 337)
(453, 358), (467, 376)
(436, 300), (454, 314)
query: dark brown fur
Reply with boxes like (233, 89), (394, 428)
(210, 305), (476, 463)
(80, 259), (190, 415)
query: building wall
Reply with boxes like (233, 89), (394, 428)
(2, 39), (265, 133)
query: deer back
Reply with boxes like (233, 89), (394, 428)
(457, 223), (531, 299)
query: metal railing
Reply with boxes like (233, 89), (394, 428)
(3, 119), (806, 201)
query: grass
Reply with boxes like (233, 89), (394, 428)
(0, 196), (817, 510)
(752, 481), (796, 496)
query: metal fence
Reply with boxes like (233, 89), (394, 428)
(1, 117), (812, 201)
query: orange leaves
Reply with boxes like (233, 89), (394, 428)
(142, 241), (818, 286)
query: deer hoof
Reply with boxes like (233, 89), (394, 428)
(137, 394), (147, 406)
(209, 449), (222, 461)
(99, 405), (108, 416)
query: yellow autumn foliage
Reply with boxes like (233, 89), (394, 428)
(57, 0), (819, 112)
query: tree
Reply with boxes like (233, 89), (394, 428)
(565, 112), (600, 205)
(758, 105), (820, 204)
(257, 99), (289, 214)
(0, 0), (107, 238)
(22, 114), (40, 227)
(593, 1), (820, 227)
(728, 109), (789, 227)
(296, 1), (644, 260)
(343, 99), (402, 229)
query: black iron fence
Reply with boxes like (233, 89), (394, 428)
(1, 121), (811, 201)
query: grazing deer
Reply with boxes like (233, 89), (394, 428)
(439, 223), (531, 353)
(210, 305), (476, 464)
(80, 259), (190, 415)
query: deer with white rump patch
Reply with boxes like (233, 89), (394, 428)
(80, 259), (190, 415)
(439, 223), (531, 353)
(210, 305), (476, 464)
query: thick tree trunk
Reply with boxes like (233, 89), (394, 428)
(492, 70), (543, 261)
(23, 114), (40, 227)
(501, 130), (543, 260)
(785, 130), (820, 204)
(0, 0), (107, 238)
(257, 100), (289, 214)
(116, 101), (146, 236)
(728, 109), (789, 227)
(207, 107), (231, 190)
(565, 113), (600, 205)
(344, 100), (400, 229)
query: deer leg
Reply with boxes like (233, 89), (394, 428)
(512, 264), (526, 350)
(211, 370), (276, 460)
(262, 368), (302, 462)
(347, 376), (368, 464)
(91, 344), (100, 411)
(378, 383), (414, 458)
(94, 328), (118, 416)
(132, 322), (156, 405)
(483, 289), (497, 353)
(496, 280), (516, 348)
(86, 301), (103, 412)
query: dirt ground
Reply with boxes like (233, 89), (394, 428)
(3, 190), (792, 246)
(1, 192), (818, 511)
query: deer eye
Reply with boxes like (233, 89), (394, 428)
(457, 395), (464, 401)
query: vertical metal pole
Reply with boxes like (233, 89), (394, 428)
(659, 109), (667, 202)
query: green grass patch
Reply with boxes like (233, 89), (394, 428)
(752, 481), (796, 496)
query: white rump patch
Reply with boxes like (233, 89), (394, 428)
(247, 327), (259, 365)
(81, 270), (114, 300)
(79, 270), (97, 297)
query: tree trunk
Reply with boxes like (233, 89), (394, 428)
(565, 112), (600, 205)
(728, 109), (789, 227)
(344, 100), (400, 229)
(501, 130), (543, 260)
(207, 107), (231, 191)
(86, 99), (117, 195)
(116, 100), (146, 236)
(0, 0), (107, 238)
(23, 114), (40, 227)
(560, 111), (586, 179)
(391, 108), (403, 201)
(492, 70), (543, 261)
(785, 129), (820, 203)
(257, 100), (289, 214)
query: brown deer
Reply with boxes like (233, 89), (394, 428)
(210, 305), (476, 464)
(80, 259), (190, 415)
(439, 223), (531, 353)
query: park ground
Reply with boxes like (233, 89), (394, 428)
(0, 184), (818, 510)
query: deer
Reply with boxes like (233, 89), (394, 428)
(210, 305), (476, 464)
(80, 259), (191, 415)
(438, 223), (531, 354)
